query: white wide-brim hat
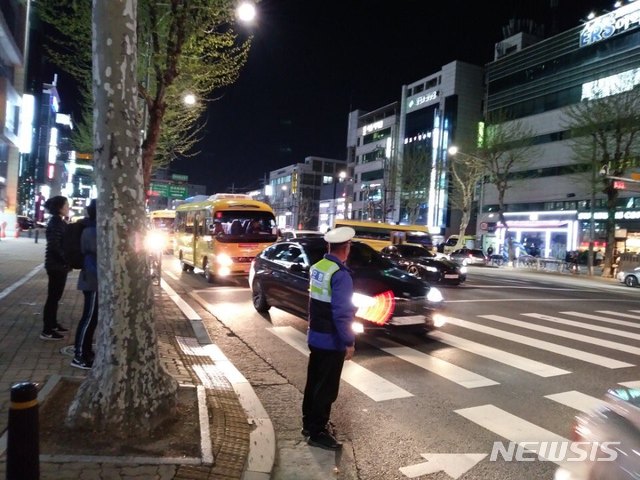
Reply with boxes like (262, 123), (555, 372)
(324, 227), (355, 244)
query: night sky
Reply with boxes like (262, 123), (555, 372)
(53, 0), (614, 194)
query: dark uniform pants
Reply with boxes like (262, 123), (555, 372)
(302, 345), (346, 435)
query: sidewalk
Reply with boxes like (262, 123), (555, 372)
(0, 237), (273, 479)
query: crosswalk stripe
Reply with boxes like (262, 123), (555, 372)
(455, 404), (590, 475)
(481, 314), (640, 356)
(619, 380), (640, 388)
(599, 310), (640, 322)
(562, 311), (640, 329)
(268, 326), (413, 402)
(455, 404), (569, 459)
(446, 317), (633, 369)
(373, 342), (499, 389)
(522, 313), (640, 341)
(430, 331), (570, 377)
(544, 391), (607, 413)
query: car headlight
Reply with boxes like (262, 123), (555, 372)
(216, 253), (233, 266)
(459, 266), (468, 274)
(426, 287), (443, 303)
(425, 266), (438, 273)
(144, 231), (167, 252)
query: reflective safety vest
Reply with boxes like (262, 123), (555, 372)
(309, 258), (340, 333)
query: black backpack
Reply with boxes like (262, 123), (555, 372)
(64, 221), (86, 270)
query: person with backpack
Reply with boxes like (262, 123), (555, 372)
(41, 196), (70, 340)
(71, 199), (98, 369)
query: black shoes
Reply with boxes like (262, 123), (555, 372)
(301, 428), (310, 437)
(70, 357), (93, 370)
(54, 324), (69, 333)
(40, 330), (64, 340)
(307, 430), (342, 450)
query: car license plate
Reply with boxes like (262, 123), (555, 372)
(444, 274), (459, 279)
(390, 315), (425, 326)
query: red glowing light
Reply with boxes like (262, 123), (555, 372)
(355, 290), (395, 325)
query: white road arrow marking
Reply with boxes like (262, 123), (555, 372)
(399, 453), (487, 479)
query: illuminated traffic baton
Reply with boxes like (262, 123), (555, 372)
(7, 382), (39, 480)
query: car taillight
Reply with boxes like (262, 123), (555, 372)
(353, 290), (395, 325)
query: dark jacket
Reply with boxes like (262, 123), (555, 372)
(77, 219), (97, 291)
(44, 216), (69, 272)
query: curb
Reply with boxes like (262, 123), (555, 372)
(161, 280), (275, 480)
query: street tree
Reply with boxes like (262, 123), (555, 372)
(565, 84), (640, 276)
(477, 113), (536, 260)
(37, 0), (251, 193)
(399, 148), (430, 224)
(65, 0), (178, 436)
(448, 149), (485, 251)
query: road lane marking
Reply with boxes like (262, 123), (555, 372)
(619, 380), (640, 388)
(445, 298), (612, 303)
(481, 314), (640, 356)
(599, 310), (640, 320)
(522, 313), (640, 341)
(363, 335), (498, 388)
(429, 331), (570, 377)
(562, 311), (640, 329)
(268, 326), (413, 402)
(445, 317), (633, 369)
(544, 391), (607, 413)
(455, 404), (572, 467)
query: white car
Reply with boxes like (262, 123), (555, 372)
(617, 266), (640, 287)
(554, 387), (640, 480)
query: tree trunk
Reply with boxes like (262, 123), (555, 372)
(454, 208), (471, 251)
(66, 0), (178, 437)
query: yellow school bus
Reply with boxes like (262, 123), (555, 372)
(147, 209), (176, 252)
(174, 194), (277, 282)
(333, 219), (433, 251)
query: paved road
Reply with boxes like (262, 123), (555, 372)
(162, 258), (640, 479)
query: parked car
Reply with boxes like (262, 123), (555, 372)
(380, 244), (467, 285)
(554, 387), (640, 480)
(279, 229), (324, 241)
(617, 266), (640, 287)
(450, 248), (488, 266)
(249, 238), (446, 334)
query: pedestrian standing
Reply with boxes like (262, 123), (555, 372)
(71, 199), (97, 369)
(40, 196), (70, 340)
(302, 226), (356, 450)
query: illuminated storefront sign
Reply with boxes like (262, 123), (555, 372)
(580, 1), (640, 47)
(407, 90), (438, 110)
(363, 120), (383, 134)
(578, 210), (640, 220)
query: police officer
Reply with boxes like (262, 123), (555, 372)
(302, 226), (356, 450)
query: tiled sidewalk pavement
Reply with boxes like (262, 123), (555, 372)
(0, 237), (250, 479)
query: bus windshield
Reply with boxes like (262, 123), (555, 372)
(211, 211), (277, 243)
(151, 217), (174, 232)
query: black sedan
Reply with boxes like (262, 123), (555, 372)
(380, 244), (467, 285)
(248, 238), (446, 334)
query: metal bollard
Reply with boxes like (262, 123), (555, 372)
(7, 382), (39, 480)
(34, 228), (39, 244)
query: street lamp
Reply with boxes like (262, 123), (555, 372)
(183, 93), (196, 106)
(237, 1), (257, 22)
(332, 170), (347, 226)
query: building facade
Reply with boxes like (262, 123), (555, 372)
(347, 103), (399, 223)
(268, 156), (347, 231)
(482, 2), (640, 258)
(0, 0), (28, 233)
(397, 61), (484, 240)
